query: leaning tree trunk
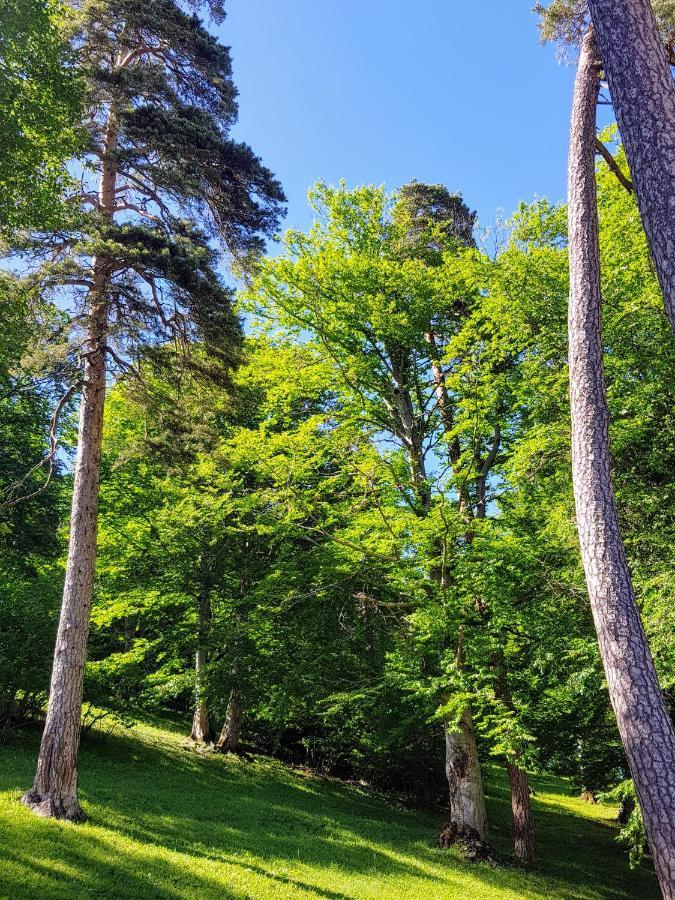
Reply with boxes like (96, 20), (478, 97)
(440, 707), (488, 846)
(21, 293), (108, 822)
(22, 107), (118, 822)
(568, 28), (675, 896)
(587, 0), (675, 333)
(216, 687), (242, 753)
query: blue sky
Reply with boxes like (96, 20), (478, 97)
(221, 1), (577, 234)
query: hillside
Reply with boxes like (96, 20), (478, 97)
(0, 717), (659, 899)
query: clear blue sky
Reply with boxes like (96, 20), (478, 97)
(221, 1), (576, 234)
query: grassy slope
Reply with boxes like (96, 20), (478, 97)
(0, 717), (659, 900)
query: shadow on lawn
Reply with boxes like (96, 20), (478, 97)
(0, 724), (661, 900)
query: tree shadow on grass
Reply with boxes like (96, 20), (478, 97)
(483, 767), (659, 900)
(0, 725), (661, 900)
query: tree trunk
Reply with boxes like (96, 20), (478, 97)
(588, 0), (675, 333)
(22, 105), (118, 822)
(419, 343), (488, 849)
(507, 760), (536, 866)
(190, 647), (211, 744)
(493, 647), (536, 865)
(424, 329), (470, 516)
(568, 28), (675, 896)
(21, 295), (107, 822)
(441, 707), (488, 844)
(216, 687), (242, 753)
(189, 574), (212, 743)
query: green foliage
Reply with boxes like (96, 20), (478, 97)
(0, 0), (82, 230)
(0, 278), (66, 732)
(600, 780), (647, 870)
(535, 1), (675, 52)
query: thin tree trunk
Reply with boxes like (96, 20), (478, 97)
(588, 0), (675, 332)
(190, 647), (211, 743)
(216, 687), (242, 753)
(506, 759), (536, 866)
(22, 107), (118, 822)
(493, 647), (536, 865)
(441, 707), (488, 844)
(568, 28), (675, 896)
(424, 329), (470, 516)
(190, 572), (212, 743)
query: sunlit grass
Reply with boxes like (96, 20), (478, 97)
(0, 716), (659, 899)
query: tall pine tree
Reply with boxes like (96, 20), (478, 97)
(20, 0), (284, 820)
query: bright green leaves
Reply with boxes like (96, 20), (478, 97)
(0, 0), (82, 231)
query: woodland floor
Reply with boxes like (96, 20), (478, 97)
(0, 716), (659, 899)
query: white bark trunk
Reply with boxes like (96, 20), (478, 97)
(443, 707), (488, 842)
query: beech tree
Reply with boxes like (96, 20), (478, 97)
(246, 181), (543, 858)
(568, 26), (675, 895)
(19, 0), (284, 821)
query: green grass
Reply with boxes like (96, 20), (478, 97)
(0, 716), (659, 899)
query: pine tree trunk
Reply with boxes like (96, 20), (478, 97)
(568, 28), (675, 896)
(22, 106), (118, 822)
(216, 687), (242, 753)
(441, 707), (488, 844)
(507, 760), (536, 866)
(21, 295), (107, 822)
(587, 0), (675, 333)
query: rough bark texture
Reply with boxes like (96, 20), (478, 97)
(22, 106), (118, 823)
(507, 760), (536, 866)
(21, 294), (108, 822)
(588, 0), (675, 332)
(216, 688), (242, 753)
(442, 708), (488, 844)
(568, 28), (675, 897)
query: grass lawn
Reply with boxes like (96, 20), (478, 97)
(0, 716), (659, 899)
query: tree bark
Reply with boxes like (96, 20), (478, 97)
(189, 647), (211, 744)
(506, 759), (536, 866)
(216, 687), (242, 753)
(588, 0), (675, 332)
(21, 294), (108, 822)
(568, 28), (675, 896)
(189, 573), (212, 743)
(22, 105), (118, 822)
(441, 707), (488, 844)
(493, 647), (536, 865)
